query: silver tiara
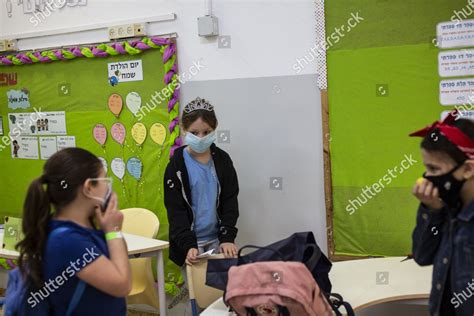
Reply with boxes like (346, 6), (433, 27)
(183, 97), (214, 113)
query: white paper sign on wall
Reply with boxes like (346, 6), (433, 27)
(108, 60), (143, 84)
(439, 49), (474, 77)
(57, 136), (76, 150)
(39, 137), (58, 160)
(436, 20), (474, 49)
(442, 109), (474, 121)
(11, 136), (39, 160)
(439, 78), (474, 105)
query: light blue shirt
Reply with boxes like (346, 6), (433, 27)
(183, 148), (219, 241)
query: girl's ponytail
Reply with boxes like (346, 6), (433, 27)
(17, 176), (51, 288)
(17, 147), (102, 289)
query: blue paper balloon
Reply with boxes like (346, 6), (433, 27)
(126, 157), (142, 180)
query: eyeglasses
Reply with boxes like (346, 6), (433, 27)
(88, 177), (113, 187)
(89, 177), (113, 183)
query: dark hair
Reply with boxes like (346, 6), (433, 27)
(421, 118), (474, 164)
(181, 98), (218, 130)
(17, 148), (102, 288)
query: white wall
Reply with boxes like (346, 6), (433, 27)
(181, 73), (326, 251)
(1, 0), (327, 252)
(1, 0), (318, 79)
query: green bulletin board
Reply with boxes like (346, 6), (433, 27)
(0, 37), (181, 287)
(325, 0), (467, 257)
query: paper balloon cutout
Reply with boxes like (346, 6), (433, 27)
(127, 157), (143, 180)
(131, 122), (147, 146)
(150, 123), (167, 145)
(93, 124), (107, 146)
(111, 123), (126, 146)
(98, 157), (108, 173)
(108, 93), (123, 118)
(126, 92), (142, 117)
(111, 158), (125, 180)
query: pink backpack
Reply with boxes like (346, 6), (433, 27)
(225, 261), (333, 316)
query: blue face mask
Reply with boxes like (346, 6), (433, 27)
(185, 131), (216, 153)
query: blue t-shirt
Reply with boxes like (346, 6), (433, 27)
(41, 220), (126, 316)
(183, 148), (219, 241)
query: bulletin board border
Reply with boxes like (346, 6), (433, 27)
(0, 36), (182, 155)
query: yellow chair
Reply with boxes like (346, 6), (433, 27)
(121, 208), (160, 312)
(186, 254), (225, 311)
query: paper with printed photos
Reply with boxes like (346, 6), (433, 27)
(11, 136), (39, 159)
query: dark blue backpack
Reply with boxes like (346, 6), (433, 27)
(3, 227), (86, 316)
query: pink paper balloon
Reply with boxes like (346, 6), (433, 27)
(93, 124), (107, 146)
(111, 122), (126, 145)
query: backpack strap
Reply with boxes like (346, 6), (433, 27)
(303, 244), (321, 272)
(66, 281), (86, 316)
(326, 292), (355, 316)
(49, 225), (87, 316)
(237, 245), (284, 265)
(49, 226), (75, 239)
(338, 301), (355, 316)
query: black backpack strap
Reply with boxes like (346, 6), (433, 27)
(330, 293), (343, 301)
(326, 292), (355, 316)
(338, 301), (355, 316)
(303, 244), (322, 272)
(327, 298), (342, 316)
(237, 245), (284, 265)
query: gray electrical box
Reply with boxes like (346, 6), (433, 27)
(198, 15), (219, 37)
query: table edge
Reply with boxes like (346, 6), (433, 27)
(354, 294), (430, 311)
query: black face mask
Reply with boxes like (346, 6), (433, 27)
(423, 164), (466, 210)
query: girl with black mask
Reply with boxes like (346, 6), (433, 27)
(411, 110), (474, 316)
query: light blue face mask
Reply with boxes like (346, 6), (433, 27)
(185, 131), (217, 153)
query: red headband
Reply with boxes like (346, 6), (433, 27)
(409, 110), (474, 159)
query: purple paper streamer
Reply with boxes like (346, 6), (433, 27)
(163, 43), (176, 62)
(18, 54), (33, 64)
(54, 50), (67, 60)
(151, 36), (171, 46)
(69, 47), (83, 57)
(169, 118), (179, 133)
(167, 98), (178, 112)
(134, 41), (150, 50)
(111, 43), (126, 54)
(94, 47), (109, 57)
(164, 71), (174, 84)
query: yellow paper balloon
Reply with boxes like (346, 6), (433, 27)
(131, 122), (147, 145)
(150, 123), (167, 145)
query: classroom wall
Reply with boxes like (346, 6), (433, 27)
(326, 0), (468, 257)
(0, 0), (327, 252)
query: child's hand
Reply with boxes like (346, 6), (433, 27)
(94, 193), (123, 233)
(412, 178), (444, 211)
(219, 243), (237, 258)
(186, 248), (199, 266)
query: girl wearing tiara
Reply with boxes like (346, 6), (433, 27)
(410, 110), (474, 315)
(164, 97), (240, 267)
